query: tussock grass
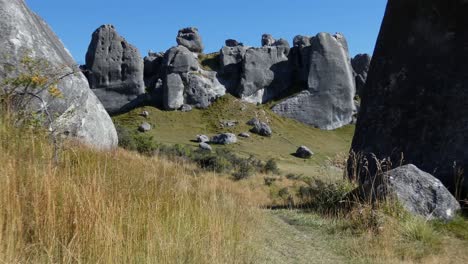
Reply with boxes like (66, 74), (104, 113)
(0, 119), (259, 263)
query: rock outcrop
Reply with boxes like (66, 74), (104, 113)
(366, 165), (460, 221)
(351, 53), (371, 98)
(238, 35), (292, 103)
(85, 25), (145, 114)
(143, 51), (164, 106)
(176, 27), (204, 53)
(211, 133), (237, 145)
(349, 0), (468, 195)
(0, 0), (118, 149)
(272, 33), (356, 130)
(220, 44), (247, 94)
(161, 45), (225, 110)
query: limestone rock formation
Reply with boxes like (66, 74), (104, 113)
(85, 24), (145, 114)
(0, 0), (118, 149)
(162, 45), (225, 110)
(351, 53), (371, 98)
(138, 122), (151, 132)
(349, 0), (468, 195)
(239, 35), (292, 103)
(367, 165), (460, 221)
(176, 27), (204, 53)
(220, 44), (248, 94)
(272, 33), (356, 130)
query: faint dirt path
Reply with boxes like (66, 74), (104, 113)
(255, 210), (346, 264)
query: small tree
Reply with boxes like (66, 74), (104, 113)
(1, 53), (74, 162)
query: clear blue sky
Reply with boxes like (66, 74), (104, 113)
(26, 0), (387, 64)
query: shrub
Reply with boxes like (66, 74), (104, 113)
(233, 160), (255, 180)
(263, 159), (280, 174)
(116, 124), (137, 151)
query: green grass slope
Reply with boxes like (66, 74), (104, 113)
(113, 95), (354, 178)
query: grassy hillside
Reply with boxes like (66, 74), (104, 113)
(113, 95), (355, 179)
(0, 119), (259, 263)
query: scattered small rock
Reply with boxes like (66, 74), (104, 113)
(246, 118), (260, 126)
(138, 122), (151, 132)
(220, 120), (238, 128)
(140, 110), (149, 118)
(199, 142), (212, 151)
(211, 133), (237, 145)
(250, 120), (272, 137)
(196, 134), (210, 143)
(295, 146), (314, 158)
(180, 104), (193, 112)
(239, 132), (250, 138)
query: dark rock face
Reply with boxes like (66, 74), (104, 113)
(349, 0), (468, 195)
(85, 25), (145, 114)
(220, 45), (248, 94)
(368, 165), (460, 221)
(143, 51), (164, 105)
(272, 33), (356, 130)
(0, 0), (117, 149)
(176, 27), (204, 53)
(351, 53), (371, 98)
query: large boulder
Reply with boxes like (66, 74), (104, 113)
(162, 45), (225, 110)
(349, 0), (468, 195)
(211, 133), (237, 145)
(0, 0), (117, 149)
(239, 35), (292, 103)
(85, 25), (145, 115)
(351, 53), (371, 98)
(176, 27), (204, 53)
(250, 120), (272, 137)
(368, 165), (460, 221)
(272, 33), (356, 130)
(143, 51), (164, 106)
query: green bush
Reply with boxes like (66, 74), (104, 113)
(233, 160), (255, 181)
(263, 159), (280, 174)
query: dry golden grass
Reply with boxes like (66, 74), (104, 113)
(0, 120), (260, 263)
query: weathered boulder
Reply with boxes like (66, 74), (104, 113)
(162, 45), (225, 110)
(163, 46), (199, 74)
(351, 53), (371, 98)
(196, 134), (210, 143)
(211, 133), (237, 145)
(199, 142), (212, 151)
(272, 33), (356, 130)
(293, 35), (311, 48)
(185, 70), (225, 108)
(225, 39), (242, 47)
(0, 0), (117, 149)
(176, 27), (204, 53)
(239, 39), (292, 103)
(295, 146), (314, 159)
(250, 120), (272, 137)
(368, 165), (460, 221)
(349, 0), (468, 195)
(85, 25), (145, 114)
(140, 110), (149, 118)
(261, 34), (275, 47)
(138, 122), (151, 132)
